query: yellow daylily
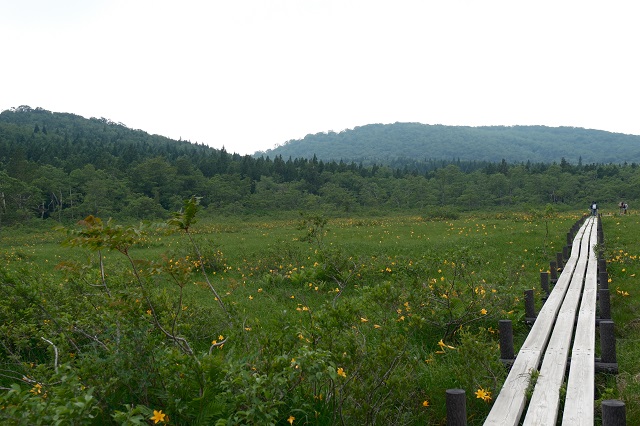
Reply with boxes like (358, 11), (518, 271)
(150, 409), (167, 424)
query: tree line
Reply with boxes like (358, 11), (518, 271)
(1, 106), (638, 226)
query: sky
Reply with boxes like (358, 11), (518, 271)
(2, 0), (639, 155)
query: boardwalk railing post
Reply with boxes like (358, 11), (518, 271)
(602, 400), (626, 426)
(598, 258), (607, 273)
(540, 271), (550, 299)
(600, 320), (617, 364)
(524, 289), (536, 323)
(499, 319), (515, 364)
(599, 288), (611, 320)
(600, 270), (609, 290)
(597, 320), (619, 373)
(556, 252), (564, 271)
(446, 389), (467, 426)
(550, 261), (558, 283)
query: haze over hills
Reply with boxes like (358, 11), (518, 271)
(256, 123), (640, 165)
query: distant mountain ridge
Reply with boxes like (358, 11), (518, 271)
(256, 123), (640, 164)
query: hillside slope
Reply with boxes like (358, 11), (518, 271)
(256, 123), (640, 164)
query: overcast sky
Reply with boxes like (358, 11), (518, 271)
(2, 0), (638, 155)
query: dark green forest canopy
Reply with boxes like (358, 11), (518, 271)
(1, 106), (639, 226)
(257, 122), (640, 165)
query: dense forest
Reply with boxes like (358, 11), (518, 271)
(258, 122), (640, 165)
(1, 106), (639, 226)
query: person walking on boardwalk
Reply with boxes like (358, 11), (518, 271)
(591, 201), (598, 216)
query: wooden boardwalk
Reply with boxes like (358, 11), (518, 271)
(484, 216), (599, 426)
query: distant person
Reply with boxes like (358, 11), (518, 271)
(624, 202), (628, 215)
(591, 201), (598, 216)
(619, 201), (625, 215)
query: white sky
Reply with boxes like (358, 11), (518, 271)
(1, 0), (639, 155)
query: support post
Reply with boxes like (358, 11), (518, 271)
(446, 389), (467, 426)
(599, 288), (611, 320)
(598, 258), (607, 273)
(600, 320), (617, 364)
(556, 252), (564, 270)
(499, 319), (514, 364)
(540, 272), (550, 298)
(602, 400), (626, 426)
(600, 271), (609, 290)
(550, 261), (558, 283)
(596, 320), (619, 373)
(524, 289), (536, 323)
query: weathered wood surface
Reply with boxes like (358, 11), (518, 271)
(522, 217), (596, 425)
(484, 216), (597, 426)
(562, 217), (599, 424)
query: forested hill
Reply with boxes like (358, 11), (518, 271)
(2, 105), (640, 227)
(257, 123), (640, 165)
(0, 105), (222, 171)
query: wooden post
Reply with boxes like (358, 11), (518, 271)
(562, 245), (569, 261)
(499, 319), (515, 362)
(602, 400), (626, 426)
(600, 271), (609, 290)
(600, 320), (617, 364)
(599, 288), (611, 320)
(550, 261), (558, 283)
(524, 289), (536, 323)
(540, 271), (550, 298)
(598, 220), (604, 244)
(556, 252), (564, 270)
(566, 232), (573, 247)
(446, 389), (467, 426)
(598, 258), (607, 273)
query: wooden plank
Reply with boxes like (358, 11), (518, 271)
(483, 218), (592, 426)
(522, 217), (595, 425)
(562, 217), (599, 425)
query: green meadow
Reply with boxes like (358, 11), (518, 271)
(0, 209), (638, 425)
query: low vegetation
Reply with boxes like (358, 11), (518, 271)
(1, 200), (638, 425)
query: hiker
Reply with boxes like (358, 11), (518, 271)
(624, 202), (628, 215)
(591, 201), (598, 216)
(619, 201), (625, 215)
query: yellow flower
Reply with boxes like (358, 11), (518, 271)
(438, 339), (455, 350)
(287, 415), (295, 424)
(150, 409), (166, 424)
(480, 308), (488, 315)
(337, 367), (346, 378)
(422, 399), (430, 407)
(360, 317), (369, 322)
(249, 295), (253, 300)
(29, 383), (42, 395)
(475, 387), (492, 402)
